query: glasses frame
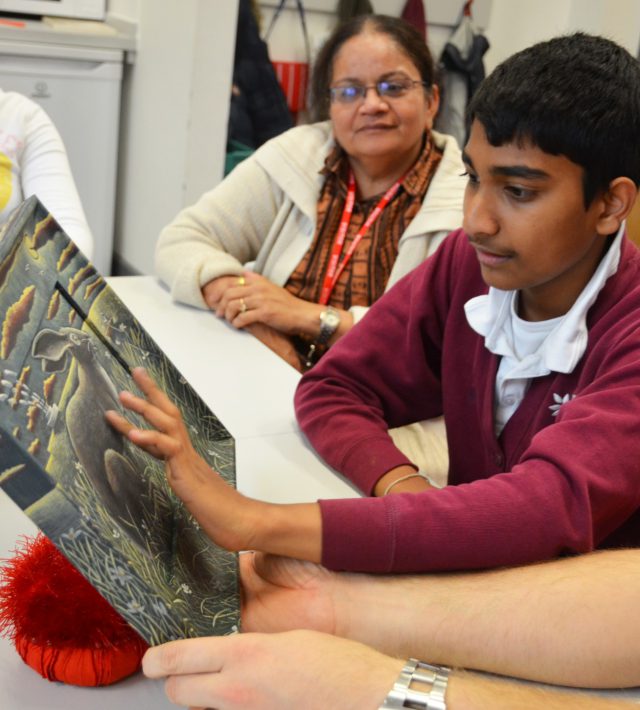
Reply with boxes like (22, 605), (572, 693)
(328, 78), (429, 105)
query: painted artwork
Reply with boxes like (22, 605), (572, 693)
(0, 196), (239, 645)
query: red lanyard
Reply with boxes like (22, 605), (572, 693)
(318, 169), (403, 305)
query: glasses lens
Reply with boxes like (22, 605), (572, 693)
(331, 85), (364, 103)
(378, 79), (412, 98)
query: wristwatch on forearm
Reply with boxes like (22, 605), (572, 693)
(379, 659), (450, 709)
(304, 306), (341, 369)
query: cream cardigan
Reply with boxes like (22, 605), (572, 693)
(155, 121), (466, 322)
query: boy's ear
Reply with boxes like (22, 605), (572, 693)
(596, 177), (638, 235)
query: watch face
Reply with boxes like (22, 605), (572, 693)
(318, 308), (340, 344)
(323, 311), (340, 328)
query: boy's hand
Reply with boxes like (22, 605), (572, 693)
(105, 367), (263, 552)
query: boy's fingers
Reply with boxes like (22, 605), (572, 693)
(127, 428), (182, 459)
(131, 368), (182, 415)
(104, 409), (137, 436)
(119, 390), (181, 435)
(105, 410), (181, 459)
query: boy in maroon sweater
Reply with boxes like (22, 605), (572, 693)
(109, 34), (640, 573)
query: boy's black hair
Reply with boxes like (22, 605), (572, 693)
(467, 33), (640, 206)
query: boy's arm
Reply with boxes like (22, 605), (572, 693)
(295, 243), (456, 496)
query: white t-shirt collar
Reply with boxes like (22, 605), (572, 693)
(464, 223), (624, 375)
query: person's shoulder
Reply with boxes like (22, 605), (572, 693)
(431, 130), (462, 159)
(417, 131), (466, 218)
(612, 238), (640, 296)
(0, 89), (42, 122)
(589, 238), (640, 344)
(256, 121), (334, 159)
(252, 122), (334, 203)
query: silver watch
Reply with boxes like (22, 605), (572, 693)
(379, 659), (450, 710)
(317, 305), (341, 346)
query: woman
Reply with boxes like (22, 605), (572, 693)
(155, 14), (465, 371)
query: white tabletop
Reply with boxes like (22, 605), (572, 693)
(0, 275), (356, 709)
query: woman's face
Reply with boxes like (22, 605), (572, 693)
(329, 31), (438, 170)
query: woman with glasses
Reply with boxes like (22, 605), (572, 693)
(155, 14), (464, 372)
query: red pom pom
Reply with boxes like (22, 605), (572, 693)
(0, 534), (148, 686)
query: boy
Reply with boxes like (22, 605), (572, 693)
(109, 34), (640, 574)
(294, 32), (640, 571)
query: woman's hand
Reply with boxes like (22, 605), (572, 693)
(204, 272), (355, 339)
(105, 367), (264, 552)
(142, 630), (402, 710)
(213, 271), (323, 336)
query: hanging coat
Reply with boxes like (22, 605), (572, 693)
(435, 11), (489, 147)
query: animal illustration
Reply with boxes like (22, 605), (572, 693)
(31, 326), (165, 552)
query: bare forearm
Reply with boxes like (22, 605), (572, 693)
(335, 550), (640, 687)
(447, 673), (637, 710)
(193, 493), (322, 563)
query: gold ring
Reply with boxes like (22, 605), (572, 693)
(237, 276), (246, 286)
(240, 298), (247, 313)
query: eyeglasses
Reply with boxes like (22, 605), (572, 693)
(329, 78), (427, 104)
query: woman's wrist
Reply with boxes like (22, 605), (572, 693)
(298, 302), (353, 341)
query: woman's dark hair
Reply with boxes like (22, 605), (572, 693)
(309, 14), (435, 121)
(467, 32), (640, 206)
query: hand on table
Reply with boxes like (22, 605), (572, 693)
(203, 272), (326, 337)
(142, 630), (401, 710)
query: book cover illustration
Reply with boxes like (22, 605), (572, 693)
(0, 196), (239, 645)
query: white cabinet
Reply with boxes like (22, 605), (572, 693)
(0, 40), (124, 275)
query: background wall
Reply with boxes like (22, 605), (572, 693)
(485, 0), (640, 72)
(108, 0), (640, 276)
(108, 0), (238, 275)
(259, 0), (492, 72)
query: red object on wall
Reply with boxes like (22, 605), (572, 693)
(272, 60), (310, 115)
(0, 534), (148, 686)
(401, 0), (427, 41)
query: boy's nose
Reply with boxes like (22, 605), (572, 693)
(463, 189), (499, 238)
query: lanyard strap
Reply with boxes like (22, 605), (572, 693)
(319, 170), (403, 305)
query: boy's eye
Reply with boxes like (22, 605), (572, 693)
(461, 170), (478, 185)
(505, 185), (535, 200)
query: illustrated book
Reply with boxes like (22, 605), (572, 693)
(0, 196), (239, 645)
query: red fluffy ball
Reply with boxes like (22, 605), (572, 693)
(0, 534), (148, 686)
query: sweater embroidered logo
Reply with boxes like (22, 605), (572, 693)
(549, 392), (576, 417)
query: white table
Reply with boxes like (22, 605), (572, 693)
(0, 276), (356, 709)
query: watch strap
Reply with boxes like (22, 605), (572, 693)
(304, 306), (341, 369)
(379, 659), (450, 710)
(316, 305), (340, 346)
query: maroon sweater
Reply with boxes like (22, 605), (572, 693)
(295, 229), (640, 573)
